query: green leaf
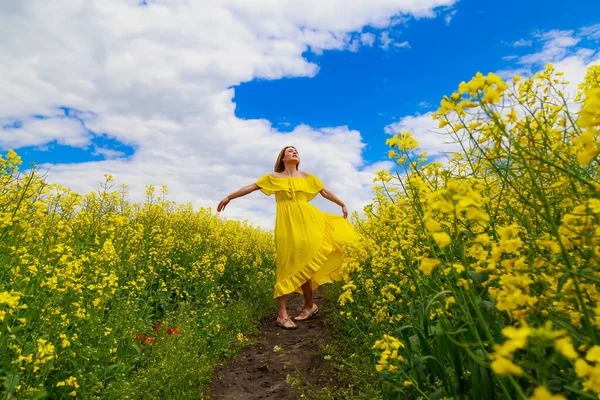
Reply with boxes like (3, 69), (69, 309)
(471, 359), (482, 399)
(31, 390), (48, 400)
(421, 355), (451, 394)
(433, 324), (448, 369)
(4, 373), (20, 394)
(391, 324), (415, 337)
(557, 272), (571, 293)
(106, 363), (119, 373)
(444, 329), (464, 394)
(468, 270), (485, 286)
(414, 327), (434, 357)
(417, 302), (429, 336)
(395, 326), (416, 366)
(131, 341), (142, 355)
(547, 379), (562, 392)
(480, 364), (493, 400)
(427, 389), (444, 400)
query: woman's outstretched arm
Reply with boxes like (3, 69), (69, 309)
(319, 187), (348, 218)
(217, 183), (260, 212)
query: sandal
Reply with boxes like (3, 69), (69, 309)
(294, 304), (319, 321)
(276, 316), (298, 330)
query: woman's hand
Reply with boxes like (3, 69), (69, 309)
(217, 196), (230, 212)
(342, 205), (348, 219)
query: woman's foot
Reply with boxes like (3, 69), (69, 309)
(276, 315), (298, 330)
(294, 304), (319, 321)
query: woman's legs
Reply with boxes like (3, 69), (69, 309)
(300, 279), (313, 310)
(277, 295), (288, 319)
(276, 294), (298, 329)
(294, 279), (318, 321)
(277, 280), (314, 315)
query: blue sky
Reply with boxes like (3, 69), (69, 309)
(233, 0), (600, 165)
(1, 0), (599, 227)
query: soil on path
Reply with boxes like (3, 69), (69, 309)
(206, 290), (332, 399)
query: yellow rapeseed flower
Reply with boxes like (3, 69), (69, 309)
(529, 386), (566, 400)
(491, 356), (523, 376)
(585, 346), (600, 363)
(432, 232), (451, 248)
(555, 336), (578, 360)
(420, 257), (441, 275)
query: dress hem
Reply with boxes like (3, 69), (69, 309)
(273, 216), (345, 298)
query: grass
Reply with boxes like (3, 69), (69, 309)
(289, 286), (386, 400)
(103, 299), (276, 399)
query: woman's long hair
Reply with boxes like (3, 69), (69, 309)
(274, 146), (299, 172)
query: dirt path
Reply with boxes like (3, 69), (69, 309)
(206, 290), (332, 399)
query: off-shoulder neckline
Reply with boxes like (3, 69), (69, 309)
(268, 173), (313, 179)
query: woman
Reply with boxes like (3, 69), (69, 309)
(217, 146), (357, 330)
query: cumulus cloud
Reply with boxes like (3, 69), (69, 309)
(360, 32), (376, 46)
(379, 31), (394, 49)
(1, 116), (91, 149)
(385, 113), (462, 156)
(378, 31), (410, 50)
(0, 0), (458, 229)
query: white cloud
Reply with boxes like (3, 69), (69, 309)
(552, 52), (600, 99)
(380, 31), (394, 49)
(394, 41), (411, 48)
(360, 32), (376, 46)
(0, 0), (458, 229)
(495, 67), (532, 82)
(385, 113), (463, 156)
(444, 9), (457, 26)
(348, 38), (361, 52)
(580, 24), (600, 39)
(91, 147), (126, 160)
(0, 116), (91, 149)
(519, 29), (580, 65)
(498, 25), (600, 96)
(513, 39), (533, 47)
(379, 31), (410, 50)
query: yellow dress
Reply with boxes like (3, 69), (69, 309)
(255, 174), (358, 298)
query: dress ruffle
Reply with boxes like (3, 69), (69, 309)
(273, 215), (348, 298)
(255, 174), (324, 201)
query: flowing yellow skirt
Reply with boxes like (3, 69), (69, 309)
(272, 199), (357, 298)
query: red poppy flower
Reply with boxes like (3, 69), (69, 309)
(145, 337), (154, 344)
(154, 323), (161, 332)
(174, 328), (180, 334)
(167, 328), (175, 335)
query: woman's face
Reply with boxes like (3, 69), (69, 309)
(282, 147), (299, 164)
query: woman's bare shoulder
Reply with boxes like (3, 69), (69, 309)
(268, 171), (313, 178)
